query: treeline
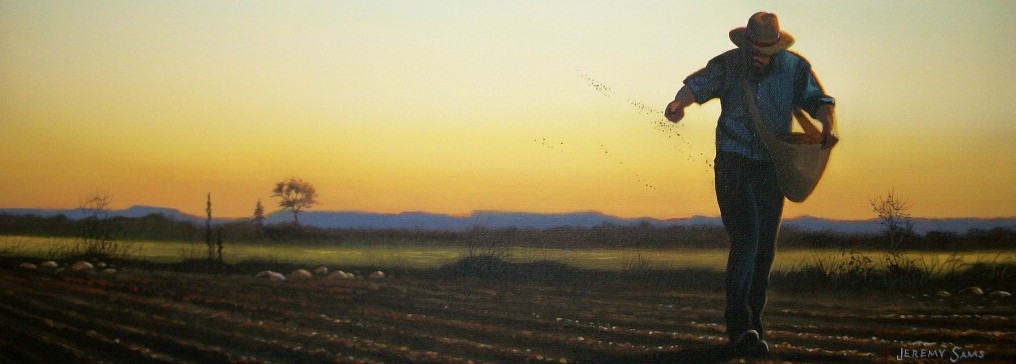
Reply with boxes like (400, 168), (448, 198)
(0, 213), (1013, 251)
(0, 213), (204, 241)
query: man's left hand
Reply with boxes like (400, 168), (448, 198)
(822, 132), (839, 149)
(817, 104), (837, 149)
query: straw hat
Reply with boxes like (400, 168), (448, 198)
(729, 12), (795, 55)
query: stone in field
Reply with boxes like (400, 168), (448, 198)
(256, 270), (286, 282)
(989, 290), (1011, 298)
(289, 269), (313, 280)
(329, 272), (357, 280)
(959, 286), (984, 295)
(72, 261), (94, 271)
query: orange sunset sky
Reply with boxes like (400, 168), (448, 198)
(2, 1), (1015, 220)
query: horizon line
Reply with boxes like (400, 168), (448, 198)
(4, 205), (1016, 223)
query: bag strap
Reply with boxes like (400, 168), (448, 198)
(740, 68), (773, 145)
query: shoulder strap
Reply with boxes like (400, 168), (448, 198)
(741, 67), (772, 141)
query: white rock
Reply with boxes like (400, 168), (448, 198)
(368, 271), (385, 279)
(101, 268), (117, 274)
(288, 269), (312, 280)
(935, 290), (952, 298)
(959, 286), (984, 295)
(256, 270), (286, 281)
(71, 261), (94, 271)
(96, 262), (107, 268)
(19, 263), (37, 270)
(326, 270), (355, 280)
(40, 261), (59, 269)
(989, 290), (1011, 298)
(312, 266), (329, 275)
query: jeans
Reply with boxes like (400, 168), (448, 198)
(714, 152), (784, 341)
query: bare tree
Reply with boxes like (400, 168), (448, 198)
(271, 178), (318, 225)
(75, 191), (133, 260)
(870, 188), (914, 255)
(79, 192), (113, 220)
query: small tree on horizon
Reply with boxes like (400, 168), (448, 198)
(271, 178), (318, 225)
(252, 199), (267, 239)
(253, 199), (266, 230)
(870, 188), (915, 255)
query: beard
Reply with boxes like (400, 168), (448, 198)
(742, 47), (775, 81)
(750, 60), (773, 81)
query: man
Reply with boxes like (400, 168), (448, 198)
(664, 12), (837, 357)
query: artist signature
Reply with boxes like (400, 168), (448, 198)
(891, 347), (987, 362)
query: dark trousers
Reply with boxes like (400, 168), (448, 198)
(714, 152), (784, 341)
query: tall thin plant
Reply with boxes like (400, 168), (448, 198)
(205, 193), (214, 261)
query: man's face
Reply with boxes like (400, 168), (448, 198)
(749, 50), (772, 68)
(747, 48), (774, 78)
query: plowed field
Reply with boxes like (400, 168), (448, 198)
(0, 263), (1012, 363)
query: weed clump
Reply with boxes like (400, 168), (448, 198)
(775, 251), (1016, 293)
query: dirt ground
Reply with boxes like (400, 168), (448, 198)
(0, 261), (1013, 364)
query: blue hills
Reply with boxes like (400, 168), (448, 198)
(1, 205), (197, 222)
(2, 206), (1015, 235)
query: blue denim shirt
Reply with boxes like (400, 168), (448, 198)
(684, 48), (835, 160)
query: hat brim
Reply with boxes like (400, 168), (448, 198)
(729, 28), (795, 55)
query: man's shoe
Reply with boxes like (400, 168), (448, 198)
(725, 330), (771, 358)
(747, 337), (770, 357)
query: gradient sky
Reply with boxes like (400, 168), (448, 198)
(2, 1), (1015, 220)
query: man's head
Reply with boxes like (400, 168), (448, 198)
(729, 12), (794, 56)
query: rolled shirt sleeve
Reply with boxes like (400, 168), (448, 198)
(795, 63), (835, 118)
(683, 54), (728, 104)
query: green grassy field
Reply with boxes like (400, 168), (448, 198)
(2, 235), (1012, 273)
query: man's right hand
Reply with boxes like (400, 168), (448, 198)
(666, 85), (696, 123)
(665, 100), (685, 123)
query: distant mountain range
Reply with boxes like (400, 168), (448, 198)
(2, 206), (1015, 235)
(1, 206), (201, 222)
